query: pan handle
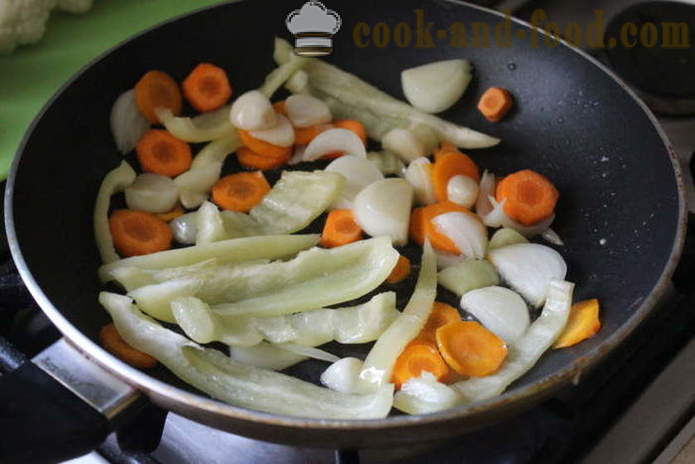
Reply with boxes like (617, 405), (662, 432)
(0, 338), (141, 463)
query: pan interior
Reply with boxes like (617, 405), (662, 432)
(8, 0), (682, 423)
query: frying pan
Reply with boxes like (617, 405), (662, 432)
(0, 0), (687, 462)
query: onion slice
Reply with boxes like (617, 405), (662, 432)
(401, 59), (472, 114)
(325, 155), (384, 210)
(250, 113), (295, 147)
(110, 89), (149, 154)
(125, 174), (179, 213)
(353, 178), (414, 246)
(404, 157), (436, 205)
(542, 228), (565, 246)
(155, 106), (232, 143)
(447, 175), (479, 209)
(432, 212), (488, 259)
(394, 372), (463, 414)
(476, 171), (554, 237)
(488, 243), (567, 307)
(437, 260), (499, 296)
(170, 213), (198, 245)
(286, 94), (332, 128)
(229, 90), (277, 131)
(461, 286), (530, 343)
(303, 128), (366, 161)
(321, 357), (364, 394)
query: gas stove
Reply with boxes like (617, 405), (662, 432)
(2, 1), (695, 463)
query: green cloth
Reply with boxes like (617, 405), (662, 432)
(0, 0), (227, 180)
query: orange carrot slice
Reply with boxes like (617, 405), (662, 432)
(432, 151), (480, 202)
(411, 301), (462, 346)
(495, 169), (559, 226)
(156, 203), (185, 222)
(478, 87), (513, 122)
(182, 63), (233, 112)
(436, 321), (508, 377)
(238, 129), (292, 160)
(409, 208), (426, 245)
(136, 129), (192, 177)
(100, 323), (157, 368)
(386, 255), (411, 284)
(433, 141), (458, 162)
(273, 100), (288, 115)
(134, 70), (182, 124)
(392, 343), (451, 389)
(554, 299), (601, 348)
(109, 210), (173, 257)
(320, 209), (363, 248)
(237, 146), (290, 171)
(295, 124), (332, 146)
(211, 171), (270, 212)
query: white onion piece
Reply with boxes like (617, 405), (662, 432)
(303, 128), (366, 161)
(170, 213), (198, 245)
(367, 151), (406, 177)
(488, 228), (528, 250)
(325, 155), (384, 210)
(174, 161), (222, 194)
(488, 243), (567, 308)
(179, 189), (208, 209)
(410, 123), (440, 156)
(353, 179), (413, 246)
(110, 89), (149, 154)
(381, 128), (426, 163)
(155, 106), (232, 143)
(286, 94), (332, 128)
(542, 228), (565, 246)
(432, 212), (487, 259)
(447, 175), (479, 209)
(285, 69), (309, 94)
(229, 90), (277, 131)
(476, 171), (554, 238)
(124, 174), (178, 214)
(289, 145), (306, 165)
(249, 114), (295, 147)
(321, 357), (364, 394)
(393, 372), (462, 415)
(461, 286), (530, 344)
(404, 157), (436, 205)
(401, 59), (472, 114)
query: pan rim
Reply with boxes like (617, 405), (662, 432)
(4, 0), (687, 432)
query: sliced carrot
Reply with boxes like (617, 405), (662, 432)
(554, 299), (601, 349)
(419, 202), (471, 254)
(182, 63), (233, 112)
(392, 343), (451, 389)
(295, 124), (332, 146)
(433, 141), (458, 162)
(386, 255), (411, 284)
(136, 129), (192, 177)
(211, 171), (270, 212)
(100, 323), (157, 368)
(333, 119), (367, 145)
(237, 146), (290, 171)
(495, 169), (559, 226)
(436, 321), (508, 377)
(409, 207), (426, 245)
(109, 210), (172, 257)
(238, 129), (293, 160)
(411, 302), (462, 346)
(478, 87), (513, 122)
(156, 203), (185, 222)
(134, 70), (182, 124)
(320, 209), (363, 248)
(432, 151), (480, 202)
(273, 100), (288, 115)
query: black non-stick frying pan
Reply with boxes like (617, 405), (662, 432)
(0, 0), (687, 462)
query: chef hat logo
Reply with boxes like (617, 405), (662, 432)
(286, 1), (342, 56)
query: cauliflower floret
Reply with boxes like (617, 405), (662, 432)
(0, 0), (93, 54)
